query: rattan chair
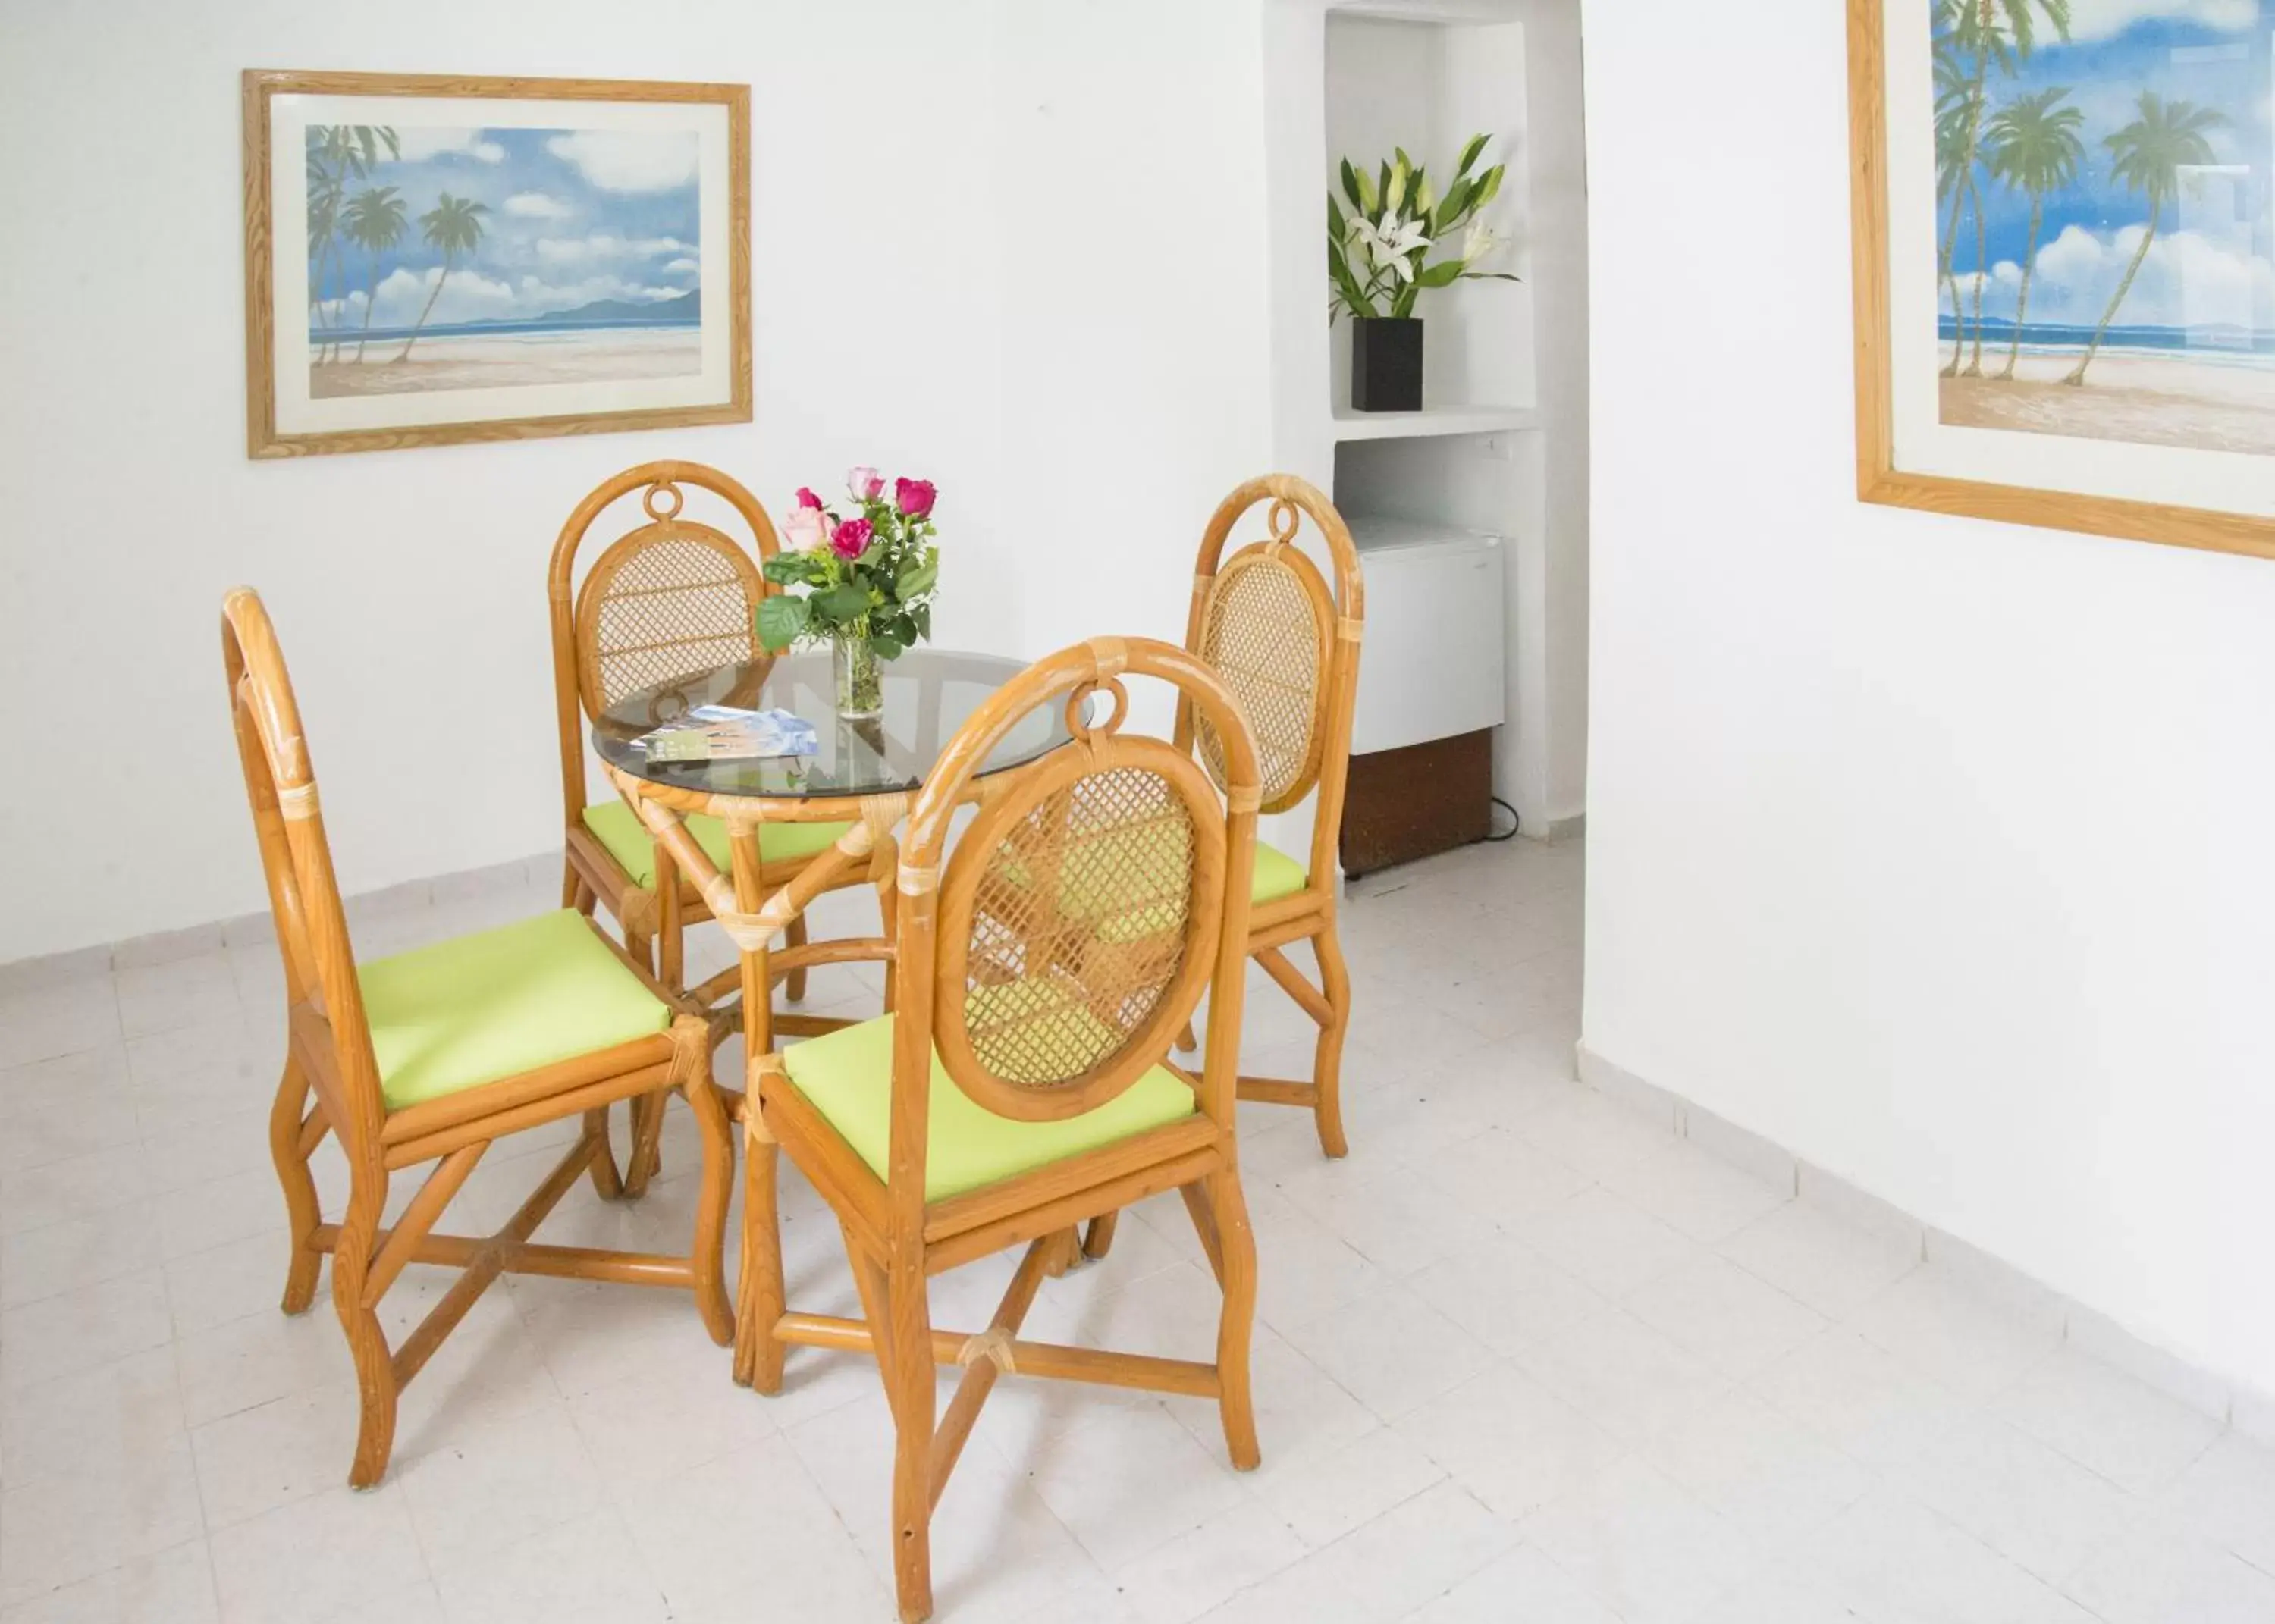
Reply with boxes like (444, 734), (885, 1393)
(1176, 474), (1364, 1157)
(551, 460), (876, 1187)
(550, 459), (866, 1002)
(226, 588), (735, 1488)
(736, 637), (1265, 1624)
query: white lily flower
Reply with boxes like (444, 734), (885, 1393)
(1461, 217), (1501, 267)
(1349, 212), (1432, 281)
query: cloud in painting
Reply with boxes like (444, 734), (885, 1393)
(503, 191), (574, 219)
(544, 130), (700, 192)
(533, 234), (691, 264)
(326, 265), (692, 330)
(1951, 221), (2275, 333)
(2062, 0), (2258, 41)
(393, 127), (507, 164)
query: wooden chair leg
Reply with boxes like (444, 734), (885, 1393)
(883, 1260), (936, 1624)
(584, 1105), (625, 1200)
(1040, 1226), (1082, 1278)
(623, 1090), (667, 1198)
(268, 1057), (326, 1314)
(683, 1074), (736, 1347)
(784, 913), (810, 1002)
(1310, 925), (1352, 1159)
(562, 858), (590, 912)
(1081, 1210), (1120, 1260)
(1175, 1018), (1197, 1054)
(328, 1177), (400, 1488)
(1203, 1169), (1260, 1471)
(735, 1117), (786, 1393)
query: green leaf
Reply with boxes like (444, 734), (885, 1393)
(1472, 164), (1504, 209)
(1417, 259), (1465, 288)
(761, 553), (813, 586)
(896, 557), (938, 598)
(817, 583), (869, 622)
(1434, 177), (1473, 233)
(871, 635), (905, 661)
(889, 612), (918, 645)
(911, 600), (932, 641)
(754, 594), (807, 652)
(1455, 132), (1489, 178)
(1344, 158), (1374, 215)
(1327, 196), (1346, 241)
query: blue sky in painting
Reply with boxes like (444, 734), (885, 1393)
(307, 124), (700, 331)
(1941, 0), (2273, 333)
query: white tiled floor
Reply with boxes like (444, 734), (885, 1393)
(4, 837), (2274, 1621)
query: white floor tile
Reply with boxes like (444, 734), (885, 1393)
(207, 1482), (430, 1624)
(1193, 1480), (1516, 1624)
(1645, 1389), (1874, 1547)
(1510, 1187), (1702, 1300)
(2063, 1519), (2275, 1624)
(1517, 1456), (1765, 1624)
(1719, 1202), (1919, 1320)
(1845, 1263), (2064, 1403)
(1278, 1280), (1495, 1423)
(1998, 1346), (2225, 1496)
(1404, 1234), (1606, 1359)
(1392, 1364), (1628, 1522)
(1801, 1488), (2100, 1623)
(0, 1540), (218, 1624)
(428, 1506), (667, 1624)
(1511, 1307), (1732, 1447)
(1624, 1252), (1827, 1382)
(1402, 1543), (1621, 1624)
(2156, 1431), (2275, 1575)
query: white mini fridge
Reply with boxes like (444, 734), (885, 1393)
(1339, 516), (1506, 873)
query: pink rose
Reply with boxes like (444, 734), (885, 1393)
(783, 506), (828, 552)
(831, 516), (874, 560)
(894, 477), (937, 519)
(847, 466), (884, 502)
(794, 486), (823, 510)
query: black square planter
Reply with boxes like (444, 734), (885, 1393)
(1351, 317), (1423, 412)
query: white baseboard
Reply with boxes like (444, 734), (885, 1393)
(1575, 1039), (2269, 1434)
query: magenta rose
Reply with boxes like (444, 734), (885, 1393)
(894, 477), (937, 519)
(794, 486), (823, 510)
(831, 516), (874, 560)
(846, 466), (884, 502)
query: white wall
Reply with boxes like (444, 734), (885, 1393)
(1582, 0), (2275, 1396)
(0, 0), (1271, 961)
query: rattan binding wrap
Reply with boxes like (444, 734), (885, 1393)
(1193, 544), (1334, 815)
(574, 519), (764, 715)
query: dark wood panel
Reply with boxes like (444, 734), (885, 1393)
(1338, 729), (1494, 877)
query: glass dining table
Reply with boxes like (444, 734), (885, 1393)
(592, 645), (1078, 1052)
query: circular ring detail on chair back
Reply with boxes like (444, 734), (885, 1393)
(1193, 541), (1334, 815)
(573, 519), (766, 717)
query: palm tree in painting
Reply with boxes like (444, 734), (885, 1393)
(340, 186), (407, 362)
(1982, 88), (2084, 380)
(2063, 93), (2226, 386)
(1938, 0), (2073, 374)
(306, 158), (345, 364)
(306, 126), (397, 364)
(1934, 11), (1978, 373)
(391, 193), (488, 363)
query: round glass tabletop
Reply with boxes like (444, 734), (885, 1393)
(592, 647), (1072, 802)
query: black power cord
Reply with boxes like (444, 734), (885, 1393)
(1483, 796), (1520, 842)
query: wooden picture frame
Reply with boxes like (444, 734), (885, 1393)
(1847, 0), (2275, 563)
(243, 70), (750, 459)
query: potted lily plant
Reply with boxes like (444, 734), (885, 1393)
(758, 466), (941, 720)
(1328, 132), (1518, 411)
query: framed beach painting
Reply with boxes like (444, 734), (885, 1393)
(1850, 0), (2275, 560)
(242, 71), (748, 458)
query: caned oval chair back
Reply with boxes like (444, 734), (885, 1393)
(897, 639), (1263, 1155)
(221, 588), (387, 1152)
(549, 461), (780, 799)
(1178, 474), (1365, 880)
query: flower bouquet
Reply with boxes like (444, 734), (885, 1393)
(758, 466), (941, 719)
(1326, 132), (1518, 410)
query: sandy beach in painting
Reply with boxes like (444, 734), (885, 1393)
(1939, 349), (2275, 458)
(309, 327), (701, 399)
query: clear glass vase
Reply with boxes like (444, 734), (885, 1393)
(833, 631), (883, 720)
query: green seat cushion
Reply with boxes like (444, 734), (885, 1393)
(782, 1011), (1197, 1202)
(359, 909), (671, 1111)
(582, 801), (852, 889)
(1001, 832), (1309, 920)
(1250, 839), (1308, 906)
